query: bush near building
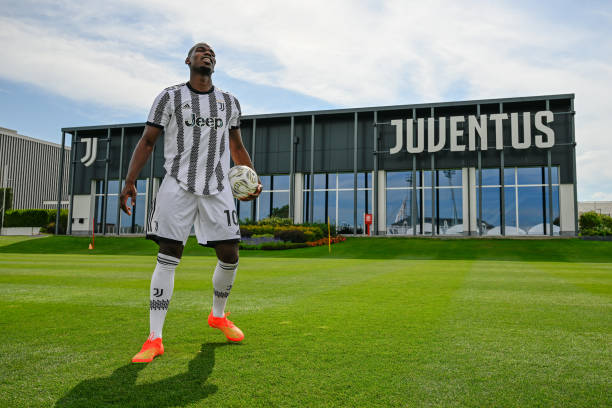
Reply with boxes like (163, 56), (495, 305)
(3, 209), (68, 234)
(579, 211), (612, 236)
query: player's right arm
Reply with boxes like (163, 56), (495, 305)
(120, 125), (162, 215)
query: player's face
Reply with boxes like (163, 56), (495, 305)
(186, 43), (216, 75)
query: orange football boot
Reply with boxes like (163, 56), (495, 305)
(132, 336), (164, 363)
(208, 312), (244, 342)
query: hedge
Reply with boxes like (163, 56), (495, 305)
(3, 209), (68, 234)
(579, 211), (612, 236)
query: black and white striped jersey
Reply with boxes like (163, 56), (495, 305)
(146, 82), (241, 196)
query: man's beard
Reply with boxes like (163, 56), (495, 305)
(194, 65), (213, 76)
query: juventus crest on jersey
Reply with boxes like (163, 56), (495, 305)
(146, 82), (242, 196)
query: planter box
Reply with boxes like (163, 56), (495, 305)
(1, 227), (42, 236)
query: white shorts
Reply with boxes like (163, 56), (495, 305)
(146, 176), (241, 247)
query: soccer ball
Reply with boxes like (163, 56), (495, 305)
(228, 165), (259, 199)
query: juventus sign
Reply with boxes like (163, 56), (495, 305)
(389, 110), (555, 154)
(80, 138), (98, 167)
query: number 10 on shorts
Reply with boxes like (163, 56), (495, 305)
(224, 210), (238, 226)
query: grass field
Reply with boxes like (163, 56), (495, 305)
(1, 236), (611, 407)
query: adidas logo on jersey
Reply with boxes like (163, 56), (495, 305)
(182, 102), (191, 110)
(184, 114), (224, 129)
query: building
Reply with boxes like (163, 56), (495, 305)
(578, 201), (612, 217)
(60, 94), (577, 237)
(0, 127), (70, 210)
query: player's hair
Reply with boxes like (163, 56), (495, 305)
(187, 43), (211, 58)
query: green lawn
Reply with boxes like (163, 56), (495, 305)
(1, 236), (611, 407)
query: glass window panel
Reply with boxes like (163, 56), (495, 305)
(338, 173), (354, 189)
(504, 168), (515, 186)
(272, 175), (290, 190)
(517, 167), (543, 185)
(547, 185), (560, 235)
(314, 174), (327, 189)
(356, 189), (372, 234)
(313, 191), (334, 223)
(437, 188), (463, 235)
(504, 187), (518, 234)
(238, 200), (253, 222)
(259, 175), (271, 191)
(105, 196), (118, 232)
(357, 172), (372, 189)
(478, 169), (500, 186)
(518, 186), (546, 235)
(423, 187), (433, 234)
(107, 180), (119, 194)
(258, 192), (271, 220)
(386, 190), (416, 235)
(327, 173), (337, 189)
(437, 169), (462, 187)
(337, 190), (355, 233)
(270, 191), (289, 218)
(387, 171), (414, 188)
(423, 170), (433, 187)
(479, 187), (500, 235)
(544, 166), (559, 185)
(136, 179), (147, 192)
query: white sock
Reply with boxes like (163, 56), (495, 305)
(212, 260), (238, 318)
(149, 253), (179, 339)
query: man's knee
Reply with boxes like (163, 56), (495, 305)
(215, 242), (239, 264)
(158, 238), (184, 259)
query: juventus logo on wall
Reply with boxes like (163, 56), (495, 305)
(80, 137), (98, 167)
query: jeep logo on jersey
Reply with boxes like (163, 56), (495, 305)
(80, 137), (98, 167)
(184, 114), (224, 129)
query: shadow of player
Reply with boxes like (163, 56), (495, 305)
(55, 342), (230, 408)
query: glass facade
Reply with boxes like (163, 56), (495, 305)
(304, 172), (372, 233)
(386, 170), (462, 235)
(478, 167), (560, 236)
(237, 174), (290, 222)
(94, 179), (147, 234)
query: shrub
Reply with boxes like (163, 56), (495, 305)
(0, 187), (13, 211)
(601, 214), (612, 230)
(579, 211), (601, 230)
(257, 217), (293, 226)
(4, 209), (50, 228)
(276, 229), (307, 243)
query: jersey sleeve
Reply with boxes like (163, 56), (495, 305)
(229, 96), (242, 130)
(146, 90), (172, 129)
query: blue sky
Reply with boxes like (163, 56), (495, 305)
(0, 0), (611, 200)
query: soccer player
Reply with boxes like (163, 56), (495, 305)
(120, 42), (261, 363)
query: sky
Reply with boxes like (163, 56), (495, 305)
(0, 0), (611, 200)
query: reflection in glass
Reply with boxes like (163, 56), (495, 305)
(271, 191), (289, 218)
(437, 169), (461, 187)
(258, 192), (271, 219)
(517, 167), (543, 185)
(237, 200), (253, 222)
(337, 191), (355, 233)
(437, 189), (463, 234)
(480, 187), (500, 235)
(504, 187), (518, 235)
(273, 175), (290, 190)
(478, 169), (500, 186)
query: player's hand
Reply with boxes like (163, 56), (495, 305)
(240, 183), (262, 201)
(120, 182), (137, 215)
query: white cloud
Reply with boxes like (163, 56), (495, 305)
(0, 0), (611, 200)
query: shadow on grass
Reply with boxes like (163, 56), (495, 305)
(55, 342), (229, 408)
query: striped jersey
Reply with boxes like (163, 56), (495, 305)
(146, 82), (241, 196)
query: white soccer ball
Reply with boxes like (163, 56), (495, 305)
(228, 165), (259, 199)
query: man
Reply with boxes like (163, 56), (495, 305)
(120, 42), (261, 363)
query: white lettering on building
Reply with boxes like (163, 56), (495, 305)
(389, 110), (555, 154)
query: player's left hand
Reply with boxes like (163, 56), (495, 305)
(240, 183), (262, 201)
